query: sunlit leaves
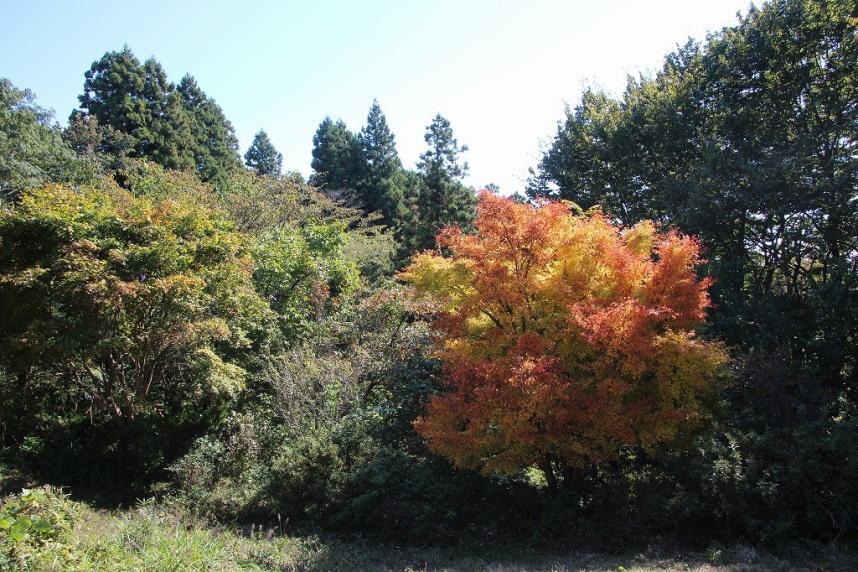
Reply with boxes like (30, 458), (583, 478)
(401, 191), (727, 474)
(254, 222), (360, 340)
(0, 181), (269, 420)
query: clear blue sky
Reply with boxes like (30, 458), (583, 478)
(2, 0), (754, 193)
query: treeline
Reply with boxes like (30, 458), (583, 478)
(0, 0), (856, 549)
(310, 109), (476, 253)
(1, 43), (477, 257)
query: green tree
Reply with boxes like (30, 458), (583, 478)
(77, 47), (148, 140)
(244, 129), (282, 178)
(356, 100), (403, 222)
(254, 223), (359, 340)
(139, 58), (196, 170)
(178, 75), (242, 181)
(77, 49), (241, 180)
(0, 180), (271, 422)
(310, 117), (361, 189)
(407, 114), (476, 250)
(527, 90), (646, 226)
(0, 79), (94, 200)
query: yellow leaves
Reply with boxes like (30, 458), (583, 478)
(186, 318), (231, 343)
(623, 220), (656, 255)
(634, 330), (728, 450)
(400, 192), (727, 473)
(153, 274), (207, 296)
(16, 183), (117, 229)
(195, 347), (246, 399)
(397, 252), (474, 310)
(650, 331), (728, 397)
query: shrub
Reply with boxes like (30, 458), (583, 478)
(0, 487), (80, 570)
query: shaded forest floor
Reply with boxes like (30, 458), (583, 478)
(33, 508), (858, 571)
(2, 465), (857, 571)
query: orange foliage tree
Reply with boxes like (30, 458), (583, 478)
(400, 191), (727, 484)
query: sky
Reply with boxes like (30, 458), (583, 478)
(2, 0), (755, 194)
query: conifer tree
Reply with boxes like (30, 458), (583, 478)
(408, 114), (476, 250)
(310, 117), (361, 189)
(78, 47), (148, 138)
(77, 47), (197, 171)
(178, 75), (242, 181)
(356, 100), (402, 220)
(244, 129), (283, 177)
(141, 58), (195, 170)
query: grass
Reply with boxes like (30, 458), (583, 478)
(1, 487), (856, 571)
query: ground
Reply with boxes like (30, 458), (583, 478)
(1, 468), (855, 571)
(18, 503), (858, 571)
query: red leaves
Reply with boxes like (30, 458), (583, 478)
(402, 192), (727, 473)
(644, 231), (712, 328)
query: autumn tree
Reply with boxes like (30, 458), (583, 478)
(401, 192), (726, 486)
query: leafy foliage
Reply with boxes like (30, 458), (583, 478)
(171, 290), (460, 533)
(0, 487), (79, 570)
(0, 79), (95, 201)
(254, 223), (359, 340)
(402, 192), (727, 480)
(0, 181), (269, 422)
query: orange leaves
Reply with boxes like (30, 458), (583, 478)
(644, 232), (712, 328)
(401, 191), (727, 473)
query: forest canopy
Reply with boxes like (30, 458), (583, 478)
(0, 1), (856, 564)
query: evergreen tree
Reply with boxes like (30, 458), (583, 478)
(310, 117), (361, 189)
(408, 114), (476, 250)
(78, 47), (148, 139)
(77, 47), (197, 171)
(244, 129), (282, 177)
(356, 100), (402, 221)
(141, 58), (195, 170)
(178, 75), (242, 181)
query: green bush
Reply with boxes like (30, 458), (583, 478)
(0, 487), (80, 570)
